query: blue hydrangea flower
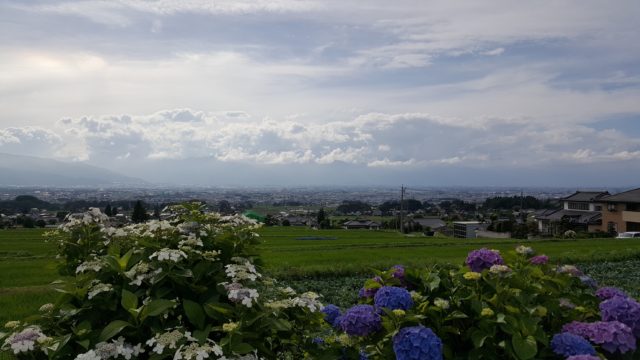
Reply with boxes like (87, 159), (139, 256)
(393, 326), (443, 360)
(595, 287), (628, 300)
(339, 305), (381, 337)
(465, 248), (504, 272)
(373, 286), (413, 311)
(563, 320), (636, 354)
(579, 275), (597, 289)
(322, 304), (341, 327)
(600, 295), (640, 337)
(565, 356), (601, 360)
(550, 332), (596, 357)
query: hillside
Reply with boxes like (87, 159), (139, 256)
(0, 153), (147, 187)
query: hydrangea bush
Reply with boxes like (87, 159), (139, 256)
(316, 246), (640, 359)
(1, 203), (325, 359)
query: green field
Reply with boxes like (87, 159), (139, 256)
(257, 227), (640, 277)
(2, 227), (640, 326)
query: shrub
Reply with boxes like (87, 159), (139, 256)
(316, 247), (640, 359)
(1, 203), (325, 359)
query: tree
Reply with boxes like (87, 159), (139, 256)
(36, 219), (47, 228)
(131, 200), (149, 223)
(317, 208), (330, 229)
(104, 204), (112, 217)
(217, 200), (232, 215)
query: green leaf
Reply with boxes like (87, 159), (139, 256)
(118, 249), (134, 270)
(141, 299), (175, 320)
(231, 342), (255, 354)
(471, 330), (489, 348)
(512, 333), (537, 360)
(445, 310), (469, 321)
(121, 289), (138, 311)
(183, 299), (206, 329)
(99, 320), (132, 342)
(270, 318), (292, 331)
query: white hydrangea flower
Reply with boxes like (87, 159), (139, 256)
(146, 330), (185, 354)
(113, 337), (145, 359)
(224, 283), (259, 308)
(4, 326), (47, 355)
(291, 292), (323, 312)
(515, 245), (534, 256)
(124, 261), (162, 286)
(149, 249), (187, 263)
(38, 303), (54, 313)
(76, 260), (104, 274)
(489, 265), (512, 274)
(202, 250), (220, 261)
(225, 258), (261, 282)
(4, 321), (20, 329)
(433, 298), (450, 310)
(173, 339), (224, 360)
(87, 281), (114, 299)
(75, 350), (101, 360)
(179, 233), (203, 247)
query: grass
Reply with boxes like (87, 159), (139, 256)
(257, 227), (640, 277)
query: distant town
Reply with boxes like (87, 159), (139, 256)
(1, 185), (638, 240)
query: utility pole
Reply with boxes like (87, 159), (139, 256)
(400, 185), (405, 234)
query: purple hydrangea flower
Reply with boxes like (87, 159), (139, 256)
(339, 305), (381, 337)
(565, 356), (601, 360)
(359, 277), (383, 298)
(391, 265), (405, 280)
(563, 321), (637, 354)
(465, 248), (504, 272)
(600, 296), (640, 337)
(529, 255), (549, 265)
(595, 287), (628, 301)
(550, 333), (596, 357)
(393, 326), (443, 360)
(322, 304), (341, 327)
(373, 286), (413, 311)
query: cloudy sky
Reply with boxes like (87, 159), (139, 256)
(1, 0), (640, 186)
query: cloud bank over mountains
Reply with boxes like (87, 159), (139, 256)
(1, 0), (639, 185)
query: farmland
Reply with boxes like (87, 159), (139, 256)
(2, 227), (640, 325)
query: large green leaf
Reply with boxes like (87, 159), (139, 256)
(99, 320), (132, 342)
(141, 299), (175, 320)
(121, 289), (138, 311)
(183, 299), (206, 329)
(512, 333), (537, 360)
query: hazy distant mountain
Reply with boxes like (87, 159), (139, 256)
(0, 153), (147, 186)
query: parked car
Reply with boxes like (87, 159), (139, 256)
(616, 231), (640, 239)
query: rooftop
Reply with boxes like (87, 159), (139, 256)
(601, 188), (640, 203)
(562, 191), (610, 202)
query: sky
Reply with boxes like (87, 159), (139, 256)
(1, 0), (640, 187)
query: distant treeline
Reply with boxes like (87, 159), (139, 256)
(481, 196), (556, 210)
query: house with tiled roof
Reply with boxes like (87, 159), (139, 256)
(534, 191), (609, 236)
(599, 188), (640, 234)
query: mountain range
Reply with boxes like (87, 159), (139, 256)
(0, 153), (147, 187)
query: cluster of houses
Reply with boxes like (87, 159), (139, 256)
(534, 188), (640, 236)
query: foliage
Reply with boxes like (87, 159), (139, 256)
(335, 201), (372, 215)
(131, 200), (149, 224)
(315, 246), (640, 359)
(1, 204), (325, 359)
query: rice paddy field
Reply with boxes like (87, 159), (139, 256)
(2, 226), (640, 326)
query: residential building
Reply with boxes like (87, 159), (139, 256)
(453, 221), (485, 238)
(342, 220), (381, 230)
(599, 188), (640, 234)
(534, 191), (608, 235)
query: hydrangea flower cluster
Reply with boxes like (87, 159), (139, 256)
(558, 265), (583, 277)
(563, 321), (637, 354)
(339, 305), (381, 337)
(599, 296), (640, 336)
(373, 286), (414, 311)
(550, 333), (596, 357)
(391, 265), (405, 280)
(149, 248), (188, 263)
(595, 287), (628, 300)
(579, 275), (597, 289)
(224, 283), (259, 308)
(322, 304), (342, 327)
(515, 245), (534, 256)
(225, 258), (261, 282)
(565, 356), (600, 360)
(529, 255), (549, 265)
(2, 326), (50, 355)
(392, 326), (443, 360)
(465, 248), (504, 272)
